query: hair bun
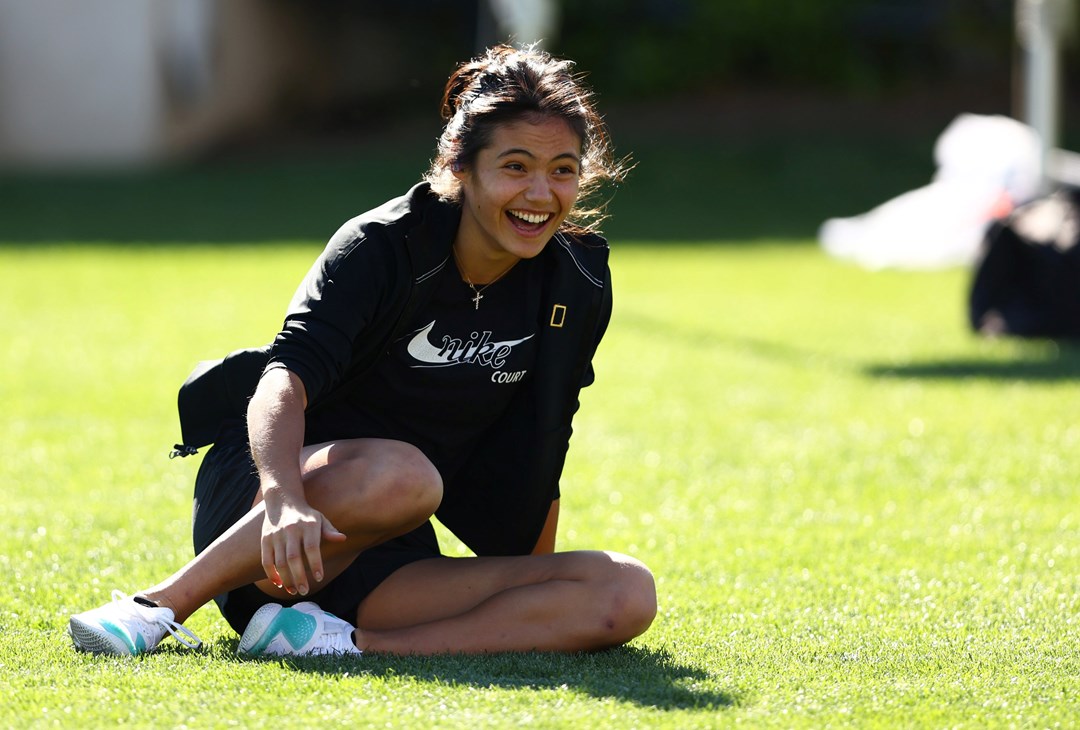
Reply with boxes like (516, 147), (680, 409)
(439, 45), (520, 121)
(441, 61), (481, 120)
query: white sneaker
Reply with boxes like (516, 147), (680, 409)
(69, 590), (202, 656)
(237, 602), (361, 657)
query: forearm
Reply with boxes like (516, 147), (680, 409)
(247, 367), (308, 505)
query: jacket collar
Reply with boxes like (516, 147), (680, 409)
(403, 183), (461, 279)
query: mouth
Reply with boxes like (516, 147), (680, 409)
(506, 209), (553, 235)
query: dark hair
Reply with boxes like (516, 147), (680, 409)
(424, 44), (627, 234)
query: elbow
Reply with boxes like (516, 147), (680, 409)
(250, 367), (308, 416)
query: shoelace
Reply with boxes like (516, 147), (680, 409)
(111, 590), (203, 649)
(316, 611), (359, 654)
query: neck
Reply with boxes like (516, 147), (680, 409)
(452, 241), (519, 285)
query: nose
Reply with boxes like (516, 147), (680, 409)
(524, 173), (553, 203)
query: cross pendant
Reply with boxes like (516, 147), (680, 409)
(472, 290), (483, 310)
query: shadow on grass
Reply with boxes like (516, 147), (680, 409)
(864, 343), (1080, 382)
(237, 644), (737, 711)
(623, 309), (1080, 383)
(618, 309), (843, 370)
(0, 153), (427, 245)
(0, 131), (935, 245)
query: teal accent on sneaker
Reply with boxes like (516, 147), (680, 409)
(247, 609), (318, 655)
(69, 590), (202, 657)
(100, 619), (144, 655)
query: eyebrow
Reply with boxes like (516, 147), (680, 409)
(497, 148), (581, 163)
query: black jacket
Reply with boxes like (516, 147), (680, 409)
(268, 182), (612, 556)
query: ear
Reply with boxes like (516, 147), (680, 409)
(450, 161), (467, 181)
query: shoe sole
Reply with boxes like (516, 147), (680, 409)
(69, 617), (132, 656)
(236, 604), (308, 656)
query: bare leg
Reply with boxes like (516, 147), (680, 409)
(352, 550), (657, 654)
(139, 439), (442, 623)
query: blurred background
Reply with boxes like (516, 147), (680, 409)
(0, 0), (1077, 244)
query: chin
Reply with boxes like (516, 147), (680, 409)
(509, 239), (552, 259)
(504, 227), (559, 257)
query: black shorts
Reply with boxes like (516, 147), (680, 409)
(191, 423), (442, 635)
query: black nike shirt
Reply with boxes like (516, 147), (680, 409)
(304, 257), (542, 483)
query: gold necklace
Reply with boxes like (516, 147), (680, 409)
(452, 247), (517, 310)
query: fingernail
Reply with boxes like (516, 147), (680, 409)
(314, 572), (323, 583)
(298, 585), (308, 596)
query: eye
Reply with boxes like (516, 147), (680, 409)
(503, 162), (526, 172)
(554, 165), (579, 176)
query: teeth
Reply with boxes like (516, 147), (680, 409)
(510, 210), (551, 225)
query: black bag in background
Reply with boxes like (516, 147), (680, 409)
(170, 345), (271, 457)
(969, 186), (1080, 338)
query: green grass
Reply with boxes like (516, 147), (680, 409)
(3, 234), (1079, 727)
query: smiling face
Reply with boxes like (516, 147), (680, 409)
(452, 116), (582, 279)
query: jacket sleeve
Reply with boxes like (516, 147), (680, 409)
(550, 263), (611, 500)
(579, 263), (613, 389)
(265, 219), (400, 405)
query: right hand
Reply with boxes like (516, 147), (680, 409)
(260, 492), (347, 596)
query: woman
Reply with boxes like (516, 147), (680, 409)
(69, 44), (656, 657)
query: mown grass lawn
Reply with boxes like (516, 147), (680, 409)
(2, 232), (1078, 727)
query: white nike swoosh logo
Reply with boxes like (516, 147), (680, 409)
(406, 320), (533, 368)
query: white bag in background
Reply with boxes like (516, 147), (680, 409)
(819, 114), (1043, 269)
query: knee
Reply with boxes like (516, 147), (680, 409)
(311, 440), (443, 529)
(373, 441), (444, 516)
(590, 551), (657, 645)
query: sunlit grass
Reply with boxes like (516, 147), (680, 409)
(2, 241), (1079, 728)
